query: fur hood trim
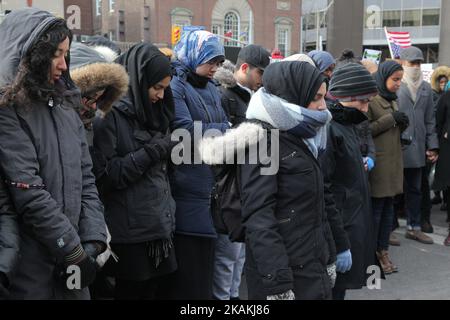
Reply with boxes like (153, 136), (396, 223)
(214, 60), (237, 89)
(431, 66), (450, 92)
(70, 62), (129, 115)
(199, 122), (267, 165)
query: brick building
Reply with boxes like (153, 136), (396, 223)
(100, 0), (302, 56)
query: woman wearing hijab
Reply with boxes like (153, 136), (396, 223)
(167, 30), (230, 299)
(209, 61), (335, 300)
(368, 61), (408, 274)
(92, 43), (177, 300)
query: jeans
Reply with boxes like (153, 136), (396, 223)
(372, 197), (395, 251)
(212, 234), (246, 300)
(404, 168), (423, 230)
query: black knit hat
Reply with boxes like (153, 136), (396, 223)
(329, 62), (378, 101)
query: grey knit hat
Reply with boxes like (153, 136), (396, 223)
(329, 62), (378, 101)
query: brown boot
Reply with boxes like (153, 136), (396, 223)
(383, 250), (398, 273)
(405, 230), (434, 245)
(377, 251), (393, 274)
(389, 233), (401, 246)
(444, 226), (450, 246)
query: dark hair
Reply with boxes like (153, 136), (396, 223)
(235, 58), (257, 72)
(336, 49), (362, 67)
(1, 19), (72, 108)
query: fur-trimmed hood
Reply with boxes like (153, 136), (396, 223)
(70, 42), (129, 115)
(214, 60), (237, 89)
(431, 66), (450, 93)
(199, 122), (267, 165)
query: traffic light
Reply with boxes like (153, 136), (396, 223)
(172, 26), (181, 46)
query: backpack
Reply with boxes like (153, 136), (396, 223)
(211, 164), (245, 243)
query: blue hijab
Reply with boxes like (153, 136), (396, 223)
(174, 30), (225, 71)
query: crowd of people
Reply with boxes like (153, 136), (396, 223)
(0, 7), (449, 300)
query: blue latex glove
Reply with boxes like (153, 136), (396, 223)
(336, 249), (352, 273)
(367, 157), (375, 171)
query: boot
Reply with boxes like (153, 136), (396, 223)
(445, 226), (450, 247)
(376, 251), (393, 274)
(421, 220), (434, 234)
(389, 233), (401, 246)
(384, 250), (398, 273)
(405, 230), (434, 244)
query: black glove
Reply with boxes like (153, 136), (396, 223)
(392, 111), (409, 129)
(144, 134), (177, 162)
(60, 244), (98, 289)
(0, 272), (10, 299)
(82, 242), (104, 260)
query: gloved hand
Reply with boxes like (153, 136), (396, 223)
(336, 249), (352, 273)
(60, 244), (98, 289)
(327, 263), (337, 288)
(144, 134), (176, 162)
(82, 242), (105, 260)
(364, 157), (375, 172)
(267, 289), (295, 300)
(0, 272), (10, 299)
(392, 111), (409, 129)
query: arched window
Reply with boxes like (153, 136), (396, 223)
(224, 11), (240, 47)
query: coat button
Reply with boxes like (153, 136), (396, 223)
(291, 210), (295, 213)
(266, 274), (273, 279)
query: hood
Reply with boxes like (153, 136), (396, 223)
(214, 60), (237, 88)
(83, 35), (121, 55)
(92, 45), (119, 63)
(199, 122), (267, 165)
(70, 42), (129, 115)
(431, 66), (450, 93)
(0, 8), (64, 87)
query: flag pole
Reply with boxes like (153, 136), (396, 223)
(384, 27), (394, 59)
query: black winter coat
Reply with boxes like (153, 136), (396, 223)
(320, 103), (377, 290)
(93, 98), (176, 244)
(220, 85), (251, 126)
(239, 123), (335, 300)
(433, 92), (450, 191)
(0, 178), (19, 290)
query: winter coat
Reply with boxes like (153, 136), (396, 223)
(92, 98), (176, 244)
(431, 66), (450, 107)
(200, 121), (335, 299)
(320, 103), (377, 291)
(0, 178), (19, 288)
(0, 8), (107, 299)
(169, 62), (230, 237)
(398, 82), (439, 169)
(367, 95), (404, 198)
(433, 91), (450, 191)
(215, 61), (252, 126)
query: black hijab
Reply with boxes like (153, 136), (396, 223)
(116, 43), (174, 133)
(262, 61), (326, 107)
(374, 60), (403, 102)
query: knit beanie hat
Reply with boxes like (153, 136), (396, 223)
(308, 50), (335, 73)
(329, 62), (378, 101)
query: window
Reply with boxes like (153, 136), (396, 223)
(96, 0), (102, 16)
(422, 8), (440, 26)
(383, 10), (401, 27)
(402, 9), (421, 27)
(277, 27), (289, 57)
(224, 12), (240, 47)
(109, 0), (115, 13)
(171, 8), (193, 28)
(304, 13), (316, 30)
(212, 25), (220, 35)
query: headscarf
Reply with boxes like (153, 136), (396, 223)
(283, 54), (316, 67)
(174, 30), (225, 71)
(263, 61), (326, 108)
(308, 50), (335, 73)
(116, 43), (174, 133)
(374, 61), (403, 102)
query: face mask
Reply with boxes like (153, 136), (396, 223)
(404, 66), (422, 83)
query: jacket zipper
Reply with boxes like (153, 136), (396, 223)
(282, 151), (297, 161)
(278, 217), (291, 224)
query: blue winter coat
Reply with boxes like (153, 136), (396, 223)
(170, 62), (230, 237)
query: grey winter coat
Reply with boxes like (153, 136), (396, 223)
(397, 82), (439, 169)
(0, 8), (107, 299)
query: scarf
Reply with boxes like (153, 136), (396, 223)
(247, 88), (332, 158)
(374, 61), (403, 102)
(402, 66), (423, 102)
(116, 43), (174, 133)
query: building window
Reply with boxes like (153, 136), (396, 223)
(171, 8), (193, 28)
(212, 25), (220, 35)
(96, 0), (102, 16)
(402, 9), (421, 27)
(224, 11), (240, 47)
(422, 8), (440, 26)
(383, 10), (401, 27)
(109, 0), (115, 13)
(277, 27), (289, 57)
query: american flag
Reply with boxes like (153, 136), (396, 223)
(385, 29), (412, 58)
